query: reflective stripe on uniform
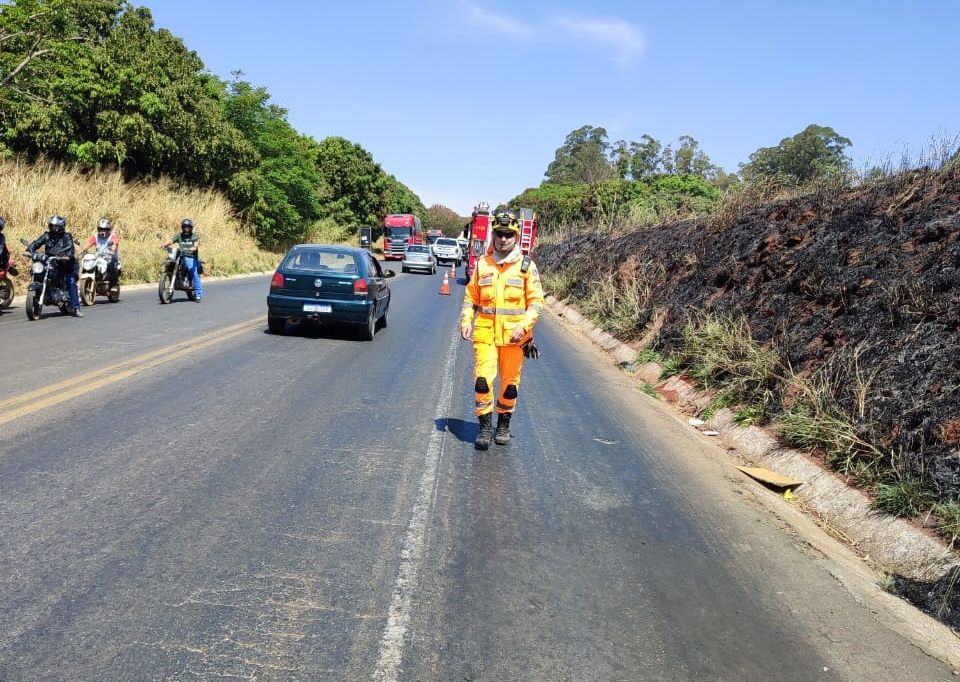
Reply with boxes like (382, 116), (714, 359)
(477, 306), (527, 316)
(475, 398), (494, 409)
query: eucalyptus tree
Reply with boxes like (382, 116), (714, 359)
(544, 124), (614, 185)
(741, 124), (852, 183)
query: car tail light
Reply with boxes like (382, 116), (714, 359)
(270, 271), (284, 289)
(353, 278), (369, 295)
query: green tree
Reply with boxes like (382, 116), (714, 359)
(383, 174), (425, 216)
(224, 76), (321, 248)
(544, 125), (614, 185)
(88, 6), (253, 184)
(740, 124), (852, 183)
(673, 134), (719, 179)
(628, 134), (662, 179)
(0, 0), (124, 156)
(0, 2), (254, 184)
(315, 136), (389, 226)
(611, 139), (630, 180)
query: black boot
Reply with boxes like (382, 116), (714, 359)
(475, 413), (493, 450)
(494, 412), (512, 445)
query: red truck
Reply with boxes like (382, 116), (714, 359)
(382, 214), (424, 260)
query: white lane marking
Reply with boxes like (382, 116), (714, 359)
(373, 329), (460, 681)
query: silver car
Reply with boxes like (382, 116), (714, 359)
(401, 244), (437, 275)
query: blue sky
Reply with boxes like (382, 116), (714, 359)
(146, 1), (959, 216)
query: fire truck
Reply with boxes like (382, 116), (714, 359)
(463, 203), (539, 277)
(514, 207), (538, 256)
(463, 202), (492, 278)
(382, 214), (424, 260)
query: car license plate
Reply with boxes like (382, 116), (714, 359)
(303, 303), (331, 313)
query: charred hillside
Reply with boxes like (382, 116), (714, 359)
(537, 166), (960, 499)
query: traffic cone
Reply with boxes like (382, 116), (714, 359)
(439, 269), (451, 295)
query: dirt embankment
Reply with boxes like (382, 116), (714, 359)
(538, 168), (960, 497)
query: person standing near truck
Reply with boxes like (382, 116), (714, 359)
(459, 211), (545, 450)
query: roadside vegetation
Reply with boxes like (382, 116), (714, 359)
(0, 159), (279, 284)
(0, 0), (456, 264)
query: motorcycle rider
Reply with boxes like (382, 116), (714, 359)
(0, 216), (8, 272)
(80, 218), (121, 290)
(161, 218), (202, 301)
(27, 215), (83, 317)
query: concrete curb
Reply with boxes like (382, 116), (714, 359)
(544, 294), (958, 582)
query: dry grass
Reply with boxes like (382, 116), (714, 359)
(707, 175), (796, 232)
(681, 311), (780, 419)
(777, 361), (883, 473)
(578, 264), (662, 337)
(0, 158), (281, 284)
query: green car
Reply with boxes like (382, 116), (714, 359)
(267, 244), (395, 340)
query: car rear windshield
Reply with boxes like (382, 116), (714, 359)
(406, 246), (429, 253)
(436, 238), (458, 246)
(282, 249), (360, 274)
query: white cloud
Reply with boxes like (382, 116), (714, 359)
(554, 15), (645, 67)
(464, 3), (536, 41)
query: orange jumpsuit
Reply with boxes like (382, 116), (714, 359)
(461, 245), (545, 416)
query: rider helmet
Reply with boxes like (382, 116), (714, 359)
(48, 215), (66, 236)
(97, 218), (113, 235)
(180, 218), (194, 236)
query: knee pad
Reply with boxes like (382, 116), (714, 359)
(474, 377), (490, 394)
(503, 384), (518, 400)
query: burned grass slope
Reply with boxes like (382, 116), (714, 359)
(538, 166), (960, 499)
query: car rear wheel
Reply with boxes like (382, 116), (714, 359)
(401, 266), (408, 273)
(360, 311), (376, 341)
(431, 265), (436, 275)
(268, 315), (286, 334)
(377, 310), (388, 330)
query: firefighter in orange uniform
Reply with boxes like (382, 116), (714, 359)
(460, 211), (545, 450)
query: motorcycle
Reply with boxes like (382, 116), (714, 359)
(19, 238), (75, 320)
(158, 242), (201, 303)
(0, 255), (17, 312)
(79, 245), (120, 305)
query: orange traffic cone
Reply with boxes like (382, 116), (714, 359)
(439, 268), (451, 295)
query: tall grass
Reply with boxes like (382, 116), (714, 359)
(0, 158), (281, 284)
(681, 312), (780, 421)
(577, 261), (663, 337)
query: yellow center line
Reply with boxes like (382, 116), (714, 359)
(0, 316), (264, 426)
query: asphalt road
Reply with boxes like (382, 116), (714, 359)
(0, 266), (954, 680)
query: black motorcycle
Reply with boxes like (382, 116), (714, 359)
(158, 242), (202, 303)
(20, 238), (75, 320)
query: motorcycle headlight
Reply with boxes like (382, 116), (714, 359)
(82, 254), (96, 268)
(32, 261), (44, 274)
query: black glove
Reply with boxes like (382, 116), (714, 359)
(522, 339), (541, 359)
